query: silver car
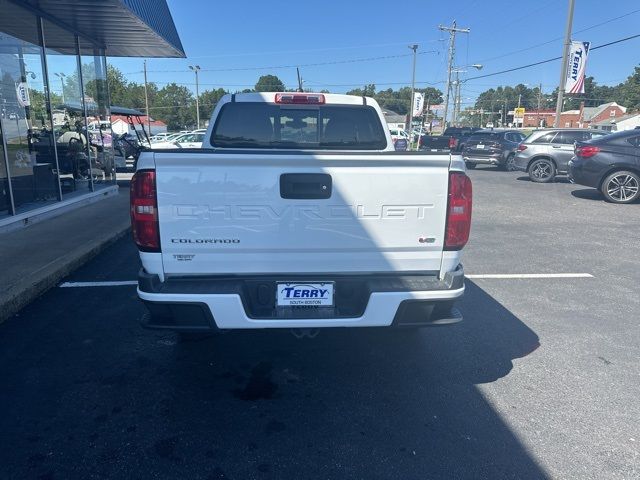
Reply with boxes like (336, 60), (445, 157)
(513, 129), (609, 183)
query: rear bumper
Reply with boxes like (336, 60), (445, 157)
(513, 153), (530, 172)
(463, 152), (506, 165)
(568, 159), (601, 188)
(137, 266), (465, 330)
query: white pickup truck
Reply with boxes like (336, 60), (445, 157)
(131, 92), (471, 333)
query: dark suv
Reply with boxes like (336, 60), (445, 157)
(570, 129), (640, 204)
(462, 130), (526, 170)
(513, 129), (609, 182)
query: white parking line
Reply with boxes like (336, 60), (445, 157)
(58, 273), (594, 288)
(59, 281), (139, 288)
(466, 273), (594, 279)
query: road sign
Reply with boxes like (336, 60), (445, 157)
(514, 107), (525, 119)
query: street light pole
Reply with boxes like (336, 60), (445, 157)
(554, 0), (576, 127)
(450, 64), (482, 126)
(189, 65), (201, 129)
(143, 60), (151, 137)
(54, 72), (66, 104)
(408, 44), (418, 151)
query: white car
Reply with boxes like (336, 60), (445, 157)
(389, 128), (410, 144)
(151, 132), (204, 149)
(149, 133), (173, 143)
(132, 92), (471, 333)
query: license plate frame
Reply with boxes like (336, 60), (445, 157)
(276, 282), (335, 307)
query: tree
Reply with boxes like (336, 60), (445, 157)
(346, 85), (443, 115)
(154, 83), (195, 130)
(254, 75), (285, 92)
(620, 66), (640, 110)
(198, 88), (227, 122)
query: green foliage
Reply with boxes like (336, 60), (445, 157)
(254, 74), (285, 92)
(475, 64), (640, 117)
(198, 88), (227, 121)
(345, 85), (443, 115)
(153, 83), (195, 130)
(620, 66), (640, 110)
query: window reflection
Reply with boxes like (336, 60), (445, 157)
(0, 24), (59, 215)
(42, 19), (92, 197)
(81, 41), (115, 186)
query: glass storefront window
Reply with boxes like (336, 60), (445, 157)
(1, 119), (10, 217)
(0, 0), (113, 219)
(0, 13), (60, 215)
(80, 42), (115, 187)
(42, 19), (92, 198)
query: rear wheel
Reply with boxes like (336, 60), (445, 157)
(528, 159), (555, 183)
(601, 171), (640, 204)
(505, 154), (516, 171)
(465, 162), (476, 170)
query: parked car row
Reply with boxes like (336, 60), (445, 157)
(149, 129), (205, 149)
(462, 127), (640, 204)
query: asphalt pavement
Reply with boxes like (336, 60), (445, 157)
(1, 167), (638, 480)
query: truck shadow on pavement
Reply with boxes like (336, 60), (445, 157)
(0, 280), (547, 479)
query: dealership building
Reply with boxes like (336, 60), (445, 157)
(0, 0), (184, 229)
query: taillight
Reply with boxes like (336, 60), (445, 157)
(275, 93), (325, 104)
(130, 170), (160, 252)
(448, 137), (457, 149)
(575, 145), (601, 158)
(444, 172), (472, 251)
(517, 144), (527, 151)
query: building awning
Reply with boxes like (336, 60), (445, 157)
(5, 0), (185, 58)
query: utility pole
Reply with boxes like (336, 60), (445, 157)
(143, 60), (150, 137)
(537, 82), (542, 127)
(438, 21), (470, 130)
(296, 67), (303, 92)
(408, 44), (418, 151)
(189, 65), (201, 129)
(554, 0), (576, 127)
(454, 71), (462, 125)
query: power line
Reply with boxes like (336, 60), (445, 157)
(183, 39), (446, 59)
(127, 51), (439, 75)
(465, 32), (640, 82)
(476, 7), (640, 65)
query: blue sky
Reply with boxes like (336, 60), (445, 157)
(109, 0), (640, 107)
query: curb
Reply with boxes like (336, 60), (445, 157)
(0, 225), (131, 324)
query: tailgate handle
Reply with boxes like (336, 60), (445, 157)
(280, 173), (332, 199)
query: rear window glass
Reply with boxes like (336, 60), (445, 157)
(444, 127), (475, 135)
(468, 132), (500, 142)
(212, 103), (387, 150)
(532, 132), (557, 144)
(553, 131), (591, 144)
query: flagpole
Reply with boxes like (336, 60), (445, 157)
(554, 0), (576, 127)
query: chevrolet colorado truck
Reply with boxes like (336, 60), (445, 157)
(131, 92), (471, 333)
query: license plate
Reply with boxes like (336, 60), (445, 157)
(476, 144), (485, 149)
(277, 282), (334, 307)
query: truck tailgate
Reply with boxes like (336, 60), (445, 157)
(154, 152), (450, 275)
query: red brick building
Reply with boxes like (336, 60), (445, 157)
(521, 102), (627, 129)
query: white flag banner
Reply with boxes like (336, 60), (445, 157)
(565, 41), (591, 95)
(16, 82), (30, 107)
(412, 92), (424, 116)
